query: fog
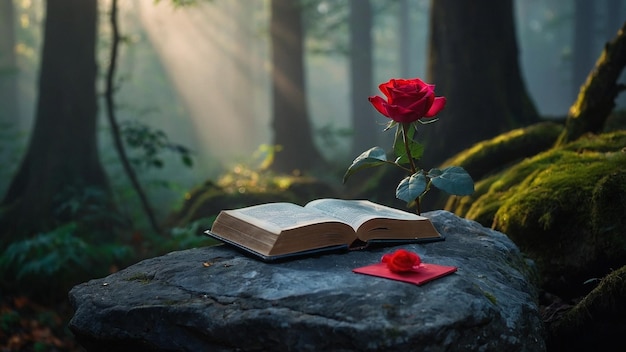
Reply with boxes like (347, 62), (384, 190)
(4, 0), (625, 203)
(137, 1), (270, 164)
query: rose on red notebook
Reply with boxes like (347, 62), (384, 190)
(353, 249), (457, 285)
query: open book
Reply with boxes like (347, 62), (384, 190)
(205, 198), (443, 261)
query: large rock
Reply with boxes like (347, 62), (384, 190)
(68, 211), (545, 351)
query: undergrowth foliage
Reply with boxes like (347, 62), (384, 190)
(0, 223), (133, 301)
(53, 185), (128, 231)
(121, 119), (194, 170)
(0, 120), (204, 302)
(0, 183), (134, 301)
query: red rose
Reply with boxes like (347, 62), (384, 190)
(368, 78), (446, 123)
(381, 249), (421, 273)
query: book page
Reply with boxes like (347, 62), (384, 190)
(305, 199), (424, 229)
(227, 202), (347, 233)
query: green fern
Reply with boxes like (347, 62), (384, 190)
(0, 222), (133, 298)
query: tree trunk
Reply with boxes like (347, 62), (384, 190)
(555, 21), (626, 146)
(0, 0), (111, 244)
(270, 0), (324, 174)
(349, 0), (376, 157)
(0, 0), (18, 124)
(423, 0), (540, 168)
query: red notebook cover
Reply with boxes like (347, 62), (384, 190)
(353, 262), (457, 285)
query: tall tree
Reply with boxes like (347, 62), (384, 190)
(270, 0), (324, 174)
(0, 0), (111, 244)
(0, 0), (18, 124)
(349, 0), (375, 156)
(423, 0), (539, 168)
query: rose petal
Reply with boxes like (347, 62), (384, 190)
(405, 94), (432, 117)
(368, 96), (390, 118)
(425, 96), (446, 117)
(382, 249), (422, 273)
(371, 78), (446, 122)
(382, 104), (420, 123)
(405, 77), (428, 88)
(378, 80), (403, 98)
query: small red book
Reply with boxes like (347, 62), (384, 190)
(353, 262), (457, 285)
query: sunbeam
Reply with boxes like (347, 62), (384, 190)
(137, 0), (271, 165)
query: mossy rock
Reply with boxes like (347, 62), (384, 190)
(442, 121), (564, 180)
(450, 173), (505, 226)
(438, 121), (563, 213)
(460, 131), (626, 297)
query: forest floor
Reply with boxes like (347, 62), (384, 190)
(0, 295), (83, 352)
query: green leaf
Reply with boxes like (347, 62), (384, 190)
(343, 146), (388, 183)
(429, 166), (474, 196)
(182, 155), (193, 168)
(396, 171), (428, 203)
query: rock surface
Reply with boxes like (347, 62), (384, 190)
(69, 211), (545, 351)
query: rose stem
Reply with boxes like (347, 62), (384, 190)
(401, 122), (421, 215)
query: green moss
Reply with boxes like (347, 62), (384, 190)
(455, 174), (502, 226)
(124, 273), (153, 284)
(442, 122), (563, 214)
(494, 150), (624, 238)
(563, 130), (626, 153)
(589, 169), (626, 259)
(459, 131), (626, 295)
(468, 131), (626, 230)
(442, 121), (562, 180)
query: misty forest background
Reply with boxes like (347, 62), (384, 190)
(0, 0), (625, 300)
